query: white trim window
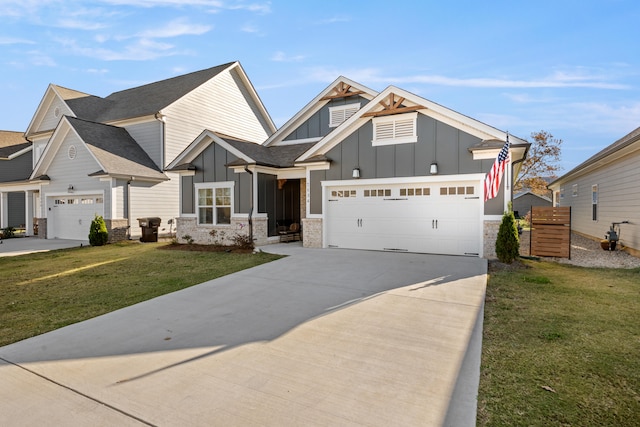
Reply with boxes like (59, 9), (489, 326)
(572, 184), (578, 197)
(329, 103), (360, 127)
(195, 182), (234, 225)
(372, 112), (418, 146)
(592, 184), (598, 221)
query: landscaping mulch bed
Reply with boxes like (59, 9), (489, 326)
(157, 243), (254, 254)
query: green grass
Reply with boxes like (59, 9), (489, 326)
(0, 242), (281, 347)
(478, 260), (640, 426)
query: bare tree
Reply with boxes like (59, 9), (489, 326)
(514, 130), (562, 196)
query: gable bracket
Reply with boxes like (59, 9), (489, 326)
(320, 82), (365, 100)
(362, 93), (426, 117)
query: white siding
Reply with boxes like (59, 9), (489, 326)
(128, 173), (180, 237)
(32, 137), (48, 166)
(123, 120), (163, 168)
(42, 133), (111, 217)
(558, 149), (640, 252)
(38, 96), (71, 133)
(163, 67), (271, 167)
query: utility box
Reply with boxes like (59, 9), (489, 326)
(137, 217), (161, 242)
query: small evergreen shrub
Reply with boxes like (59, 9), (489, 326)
(88, 215), (109, 246)
(1, 226), (16, 239)
(495, 209), (520, 263)
(230, 232), (254, 250)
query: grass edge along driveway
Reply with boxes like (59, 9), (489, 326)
(478, 260), (640, 426)
(0, 242), (281, 347)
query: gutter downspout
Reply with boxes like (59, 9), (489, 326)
(126, 178), (132, 240)
(243, 164), (254, 244)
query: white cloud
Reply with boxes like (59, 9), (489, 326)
(60, 37), (179, 61)
(316, 15), (350, 25)
(270, 51), (305, 62)
(241, 23), (260, 33)
(137, 18), (212, 38)
(26, 51), (57, 67)
(0, 37), (35, 45)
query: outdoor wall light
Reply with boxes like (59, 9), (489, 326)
(68, 185), (74, 193)
(352, 167), (361, 179)
(430, 163), (438, 174)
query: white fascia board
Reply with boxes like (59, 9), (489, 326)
(0, 181), (43, 191)
(105, 114), (156, 128)
(7, 145), (33, 160)
(25, 85), (67, 137)
(263, 76), (378, 147)
(247, 165), (306, 179)
(274, 136), (322, 146)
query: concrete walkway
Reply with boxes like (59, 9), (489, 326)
(0, 244), (487, 426)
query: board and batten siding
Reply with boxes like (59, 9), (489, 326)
(308, 114), (504, 215)
(163, 67), (272, 168)
(558, 149), (640, 252)
(123, 120), (163, 168)
(180, 142), (251, 216)
(40, 133), (111, 217)
(283, 96), (371, 141)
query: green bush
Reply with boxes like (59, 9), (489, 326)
(1, 226), (16, 239)
(88, 215), (109, 246)
(495, 209), (519, 263)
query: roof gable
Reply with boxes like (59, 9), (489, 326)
(263, 76), (378, 147)
(25, 84), (82, 136)
(30, 116), (166, 181)
(297, 85), (528, 162)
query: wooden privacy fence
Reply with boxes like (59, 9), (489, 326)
(530, 206), (571, 259)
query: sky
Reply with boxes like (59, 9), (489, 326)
(1, 0), (639, 174)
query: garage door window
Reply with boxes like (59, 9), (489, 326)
(364, 189), (391, 197)
(196, 183), (233, 225)
(400, 187), (430, 196)
(331, 189), (357, 198)
(440, 186), (475, 196)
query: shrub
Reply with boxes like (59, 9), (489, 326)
(495, 209), (519, 263)
(88, 215), (109, 246)
(2, 226), (16, 239)
(230, 232), (254, 250)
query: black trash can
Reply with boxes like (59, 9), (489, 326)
(137, 217), (161, 242)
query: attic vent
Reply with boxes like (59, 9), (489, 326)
(54, 107), (60, 118)
(68, 145), (77, 160)
(372, 112), (418, 146)
(329, 103), (360, 127)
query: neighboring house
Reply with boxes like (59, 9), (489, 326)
(513, 191), (552, 218)
(0, 131), (32, 229)
(549, 126), (640, 256)
(1, 61), (275, 240)
(168, 77), (529, 258)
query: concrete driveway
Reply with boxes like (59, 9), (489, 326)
(0, 244), (487, 426)
(0, 237), (88, 257)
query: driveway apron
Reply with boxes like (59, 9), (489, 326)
(0, 244), (487, 427)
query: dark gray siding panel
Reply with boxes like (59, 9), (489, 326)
(8, 192), (26, 227)
(186, 142), (250, 215)
(310, 170), (326, 215)
(0, 153), (32, 182)
(459, 132), (482, 173)
(395, 143), (415, 177)
(436, 122), (459, 175)
(284, 96), (370, 141)
(376, 145), (395, 177)
(181, 176), (194, 214)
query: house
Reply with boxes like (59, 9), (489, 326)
(168, 77), (529, 258)
(512, 191), (552, 218)
(0, 61), (276, 241)
(0, 131), (32, 230)
(549, 126), (640, 256)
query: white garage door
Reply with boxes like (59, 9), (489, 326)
(48, 195), (104, 240)
(325, 181), (481, 256)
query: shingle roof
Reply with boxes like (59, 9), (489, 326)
(66, 117), (167, 181)
(0, 131), (30, 159)
(216, 133), (317, 168)
(550, 126), (640, 186)
(65, 62), (234, 122)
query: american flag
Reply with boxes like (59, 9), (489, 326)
(484, 136), (510, 202)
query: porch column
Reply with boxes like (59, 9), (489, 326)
(25, 190), (34, 236)
(0, 192), (7, 228)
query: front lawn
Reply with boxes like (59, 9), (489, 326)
(0, 242), (281, 347)
(478, 260), (640, 426)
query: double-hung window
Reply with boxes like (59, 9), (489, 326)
(196, 182), (233, 225)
